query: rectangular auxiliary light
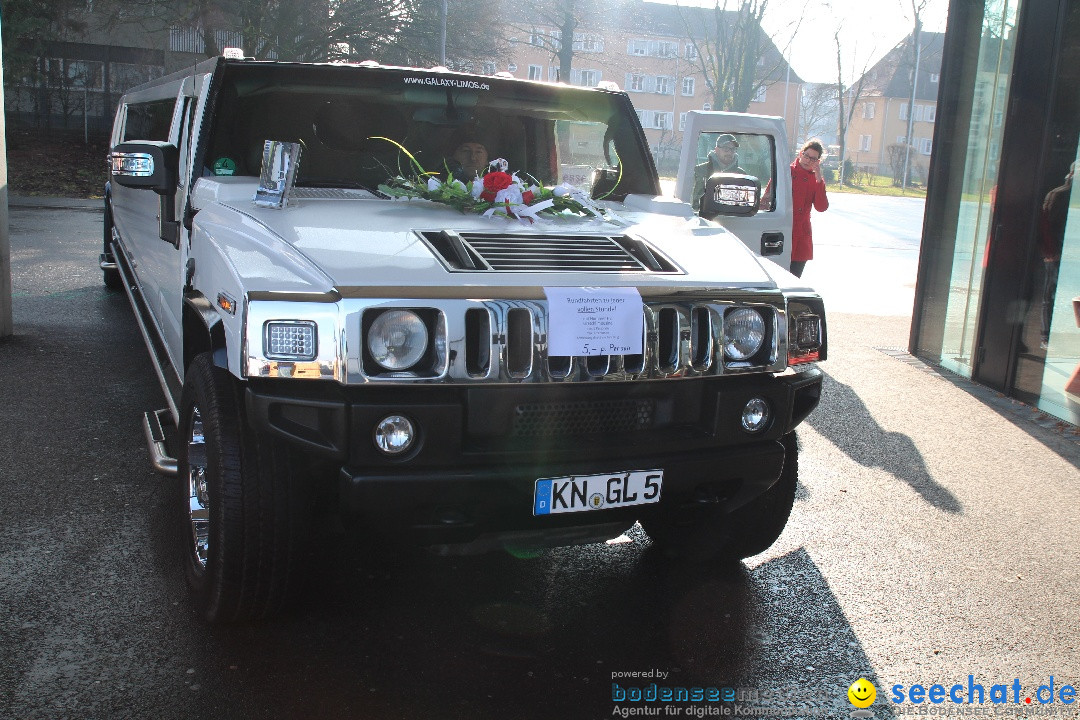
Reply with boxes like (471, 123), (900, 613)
(796, 315), (821, 350)
(264, 320), (317, 360)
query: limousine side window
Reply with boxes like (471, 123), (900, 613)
(123, 99), (175, 142)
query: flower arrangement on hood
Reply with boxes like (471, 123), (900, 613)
(373, 138), (617, 223)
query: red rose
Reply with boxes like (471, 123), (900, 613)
(480, 171), (514, 201)
(522, 190), (535, 204)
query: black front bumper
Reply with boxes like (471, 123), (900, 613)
(244, 368), (822, 544)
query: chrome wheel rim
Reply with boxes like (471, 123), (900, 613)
(187, 406), (209, 568)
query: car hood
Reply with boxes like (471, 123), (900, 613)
(191, 178), (780, 297)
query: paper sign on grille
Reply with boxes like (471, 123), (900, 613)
(544, 287), (644, 357)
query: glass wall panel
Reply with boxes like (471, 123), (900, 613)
(1004, 0), (1080, 422)
(938, 0), (1019, 378)
(1037, 156), (1080, 422)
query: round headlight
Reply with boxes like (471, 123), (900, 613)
(368, 310), (429, 370)
(724, 308), (766, 361)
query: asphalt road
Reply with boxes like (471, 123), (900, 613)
(801, 192), (925, 317)
(1, 197), (1078, 720)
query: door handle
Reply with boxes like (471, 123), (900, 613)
(760, 232), (784, 256)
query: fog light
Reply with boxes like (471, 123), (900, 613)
(741, 398), (770, 433)
(374, 415), (416, 455)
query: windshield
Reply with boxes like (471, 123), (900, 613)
(202, 63), (659, 200)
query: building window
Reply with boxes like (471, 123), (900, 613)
(685, 44), (698, 60)
(863, 102), (875, 119)
(681, 77), (695, 96)
(926, 105), (937, 122)
(627, 39), (678, 57)
(752, 85), (767, 103)
(899, 103), (909, 120)
(528, 64), (542, 81)
(529, 30), (544, 47)
(629, 73), (645, 92)
(483, 62), (496, 75)
(897, 135), (908, 145)
(635, 110), (673, 130)
(507, 63), (517, 72)
(110, 63), (165, 94)
(859, 134), (872, 151)
(930, 73), (940, 83)
(920, 138), (933, 155)
(655, 76), (673, 95)
(703, 103), (712, 111)
(657, 41), (678, 58)
(46, 58), (106, 90)
(679, 112), (688, 131)
(578, 69), (600, 87)
(574, 32), (603, 53)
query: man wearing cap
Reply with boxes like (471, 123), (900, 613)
(692, 133), (746, 210)
(448, 137), (489, 182)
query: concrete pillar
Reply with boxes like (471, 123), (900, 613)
(0, 21), (12, 339)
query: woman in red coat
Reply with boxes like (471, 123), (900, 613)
(789, 139), (829, 278)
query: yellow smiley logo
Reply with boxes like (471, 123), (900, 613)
(848, 678), (876, 708)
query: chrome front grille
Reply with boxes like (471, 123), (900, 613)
(341, 296), (787, 384)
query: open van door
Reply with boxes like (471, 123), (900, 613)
(675, 111), (793, 271)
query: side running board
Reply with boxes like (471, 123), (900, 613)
(143, 409), (178, 476)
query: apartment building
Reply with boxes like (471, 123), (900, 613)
(844, 31), (944, 179)
(499, 3), (802, 175)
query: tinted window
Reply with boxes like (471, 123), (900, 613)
(123, 99), (175, 142)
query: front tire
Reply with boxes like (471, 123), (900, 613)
(642, 432), (798, 563)
(178, 353), (309, 623)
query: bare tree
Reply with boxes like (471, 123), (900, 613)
(83, 0), (497, 65)
(678, 0), (800, 113)
(798, 82), (839, 147)
(1, 0), (87, 85)
(899, 0), (930, 190)
(833, 25), (872, 185)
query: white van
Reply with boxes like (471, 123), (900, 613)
(104, 56), (826, 623)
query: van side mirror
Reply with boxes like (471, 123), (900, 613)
(110, 141), (181, 246)
(110, 141), (179, 194)
(700, 172), (760, 220)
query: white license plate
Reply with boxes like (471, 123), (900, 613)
(533, 469), (663, 515)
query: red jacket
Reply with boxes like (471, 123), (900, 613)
(790, 159), (829, 262)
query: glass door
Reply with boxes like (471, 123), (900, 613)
(938, 0), (1020, 378)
